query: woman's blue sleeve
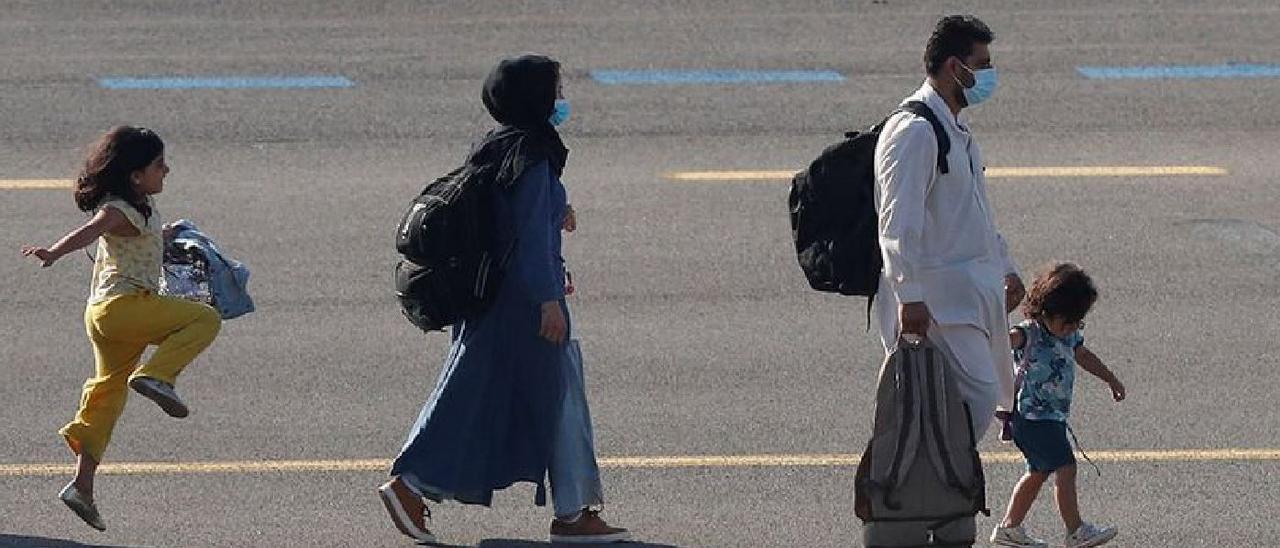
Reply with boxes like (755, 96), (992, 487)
(504, 161), (563, 304)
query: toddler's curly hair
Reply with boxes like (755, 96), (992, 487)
(1022, 262), (1098, 323)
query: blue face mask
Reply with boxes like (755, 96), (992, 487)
(956, 63), (998, 106)
(549, 99), (571, 126)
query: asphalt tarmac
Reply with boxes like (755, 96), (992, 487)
(2, 2), (1278, 546)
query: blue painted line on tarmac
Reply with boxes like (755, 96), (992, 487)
(98, 75), (356, 89)
(1077, 63), (1280, 80)
(591, 69), (845, 85)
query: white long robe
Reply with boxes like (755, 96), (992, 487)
(873, 81), (1020, 431)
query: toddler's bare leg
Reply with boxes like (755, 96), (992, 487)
(1053, 464), (1083, 532)
(1001, 471), (1049, 527)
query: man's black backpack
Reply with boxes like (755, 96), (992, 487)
(394, 167), (510, 332)
(788, 101), (950, 299)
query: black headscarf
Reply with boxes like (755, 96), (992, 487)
(464, 54), (569, 189)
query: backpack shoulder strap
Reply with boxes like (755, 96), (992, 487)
(897, 100), (951, 174)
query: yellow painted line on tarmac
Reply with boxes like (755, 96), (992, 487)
(601, 454), (862, 468)
(0, 179), (74, 189)
(600, 448), (1280, 467)
(986, 165), (1228, 177)
(665, 166), (1229, 182)
(2, 449), (1277, 477)
(0, 459), (390, 476)
(668, 170), (798, 181)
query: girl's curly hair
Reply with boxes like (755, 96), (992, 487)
(73, 126), (164, 220)
(1021, 262), (1098, 322)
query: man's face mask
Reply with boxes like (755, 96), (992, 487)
(955, 61), (998, 106)
(549, 99), (571, 126)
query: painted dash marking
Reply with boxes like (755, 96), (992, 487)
(591, 70), (845, 85)
(98, 75), (355, 90)
(0, 179), (74, 189)
(665, 166), (1229, 182)
(1078, 63), (1280, 80)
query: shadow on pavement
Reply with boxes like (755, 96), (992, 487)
(474, 540), (680, 548)
(0, 535), (150, 548)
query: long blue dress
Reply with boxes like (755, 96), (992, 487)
(392, 160), (568, 507)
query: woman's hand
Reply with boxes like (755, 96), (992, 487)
(20, 246), (60, 267)
(539, 301), (567, 344)
(561, 204), (577, 233)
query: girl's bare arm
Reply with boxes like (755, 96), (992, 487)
(1075, 345), (1126, 401)
(21, 208), (130, 267)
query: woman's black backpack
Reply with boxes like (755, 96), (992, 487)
(788, 101), (949, 298)
(394, 167), (510, 332)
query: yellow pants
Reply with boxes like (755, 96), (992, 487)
(61, 292), (222, 462)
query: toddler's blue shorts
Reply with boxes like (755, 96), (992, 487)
(1012, 414), (1076, 473)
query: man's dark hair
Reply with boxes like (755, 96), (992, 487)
(924, 15), (994, 75)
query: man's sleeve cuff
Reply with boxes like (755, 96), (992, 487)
(1004, 260), (1021, 278)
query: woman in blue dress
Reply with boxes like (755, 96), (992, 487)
(378, 54), (630, 545)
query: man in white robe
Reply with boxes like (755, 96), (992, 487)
(874, 15), (1025, 440)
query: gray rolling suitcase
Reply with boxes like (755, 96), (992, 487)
(855, 339), (989, 547)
